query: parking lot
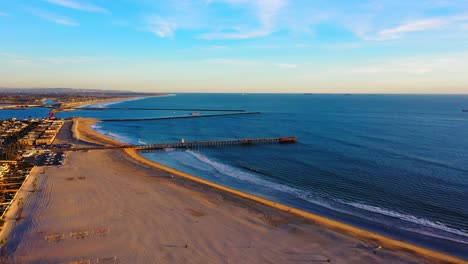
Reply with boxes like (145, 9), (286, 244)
(35, 152), (65, 166)
(35, 144), (72, 151)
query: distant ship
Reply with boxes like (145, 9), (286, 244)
(462, 110), (468, 112)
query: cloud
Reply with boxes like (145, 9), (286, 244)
(145, 16), (176, 37)
(43, 0), (108, 13)
(273, 63), (297, 69)
(324, 42), (364, 50)
(359, 15), (468, 41)
(376, 19), (446, 40)
(0, 12), (9, 17)
(199, 29), (271, 40)
(203, 58), (258, 66)
(0, 53), (40, 67)
(199, 0), (286, 40)
(204, 58), (298, 69)
(0, 53), (114, 67)
(350, 54), (467, 75)
(352, 65), (432, 75)
(28, 7), (79, 26)
(255, 0), (287, 27)
(44, 56), (114, 64)
(205, 45), (229, 50)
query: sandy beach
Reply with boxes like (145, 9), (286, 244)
(0, 118), (463, 263)
(59, 96), (139, 110)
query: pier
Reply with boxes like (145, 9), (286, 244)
(137, 137), (297, 151)
(50, 137), (297, 152)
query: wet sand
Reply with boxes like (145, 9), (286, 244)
(0, 118), (462, 263)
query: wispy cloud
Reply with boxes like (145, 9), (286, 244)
(361, 15), (468, 41)
(350, 54), (467, 75)
(203, 58), (258, 66)
(204, 45), (229, 50)
(145, 16), (176, 38)
(200, 0), (287, 40)
(0, 53), (114, 67)
(199, 29), (271, 40)
(0, 11), (9, 17)
(204, 58), (298, 69)
(376, 19), (446, 40)
(352, 65), (432, 75)
(273, 63), (297, 69)
(43, 0), (108, 13)
(45, 56), (113, 64)
(324, 42), (364, 50)
(0, 53), (41, 67)
(28, 7), (79, 26)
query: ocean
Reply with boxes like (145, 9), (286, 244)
(0, 107), (50, 120)
(55, 94), (468, 258)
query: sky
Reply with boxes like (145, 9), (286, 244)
(1, 0), (468, 93)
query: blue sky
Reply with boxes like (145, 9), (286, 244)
(1, 0), (467, 93)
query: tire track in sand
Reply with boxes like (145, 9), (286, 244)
(29, 175), (54, 232)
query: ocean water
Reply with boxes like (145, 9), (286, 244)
(0, 107), (50, 120)
(57, 94), (468, 258)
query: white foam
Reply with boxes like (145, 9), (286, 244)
(90, 123), (101, 130)
(79, 95), (166, 109)
(178, 150), (468, 244)
(185, 150), (325, 204)
(107, 132), (133, 144)
(347, 202), (468, 242)
(85, 97), (144, 108)
(168, 151), (217, 172)
(160, 94), (176, 97)
(92, 125), (134, 144)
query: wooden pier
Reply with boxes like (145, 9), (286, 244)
(51, 137), (297, 152)
(137, 137), (297, 151)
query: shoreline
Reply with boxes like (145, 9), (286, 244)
(63, 95), (168, 110)
(59, 96), (143, 109)
(54, 95), (165, 113)
(79, 117), (465, 263)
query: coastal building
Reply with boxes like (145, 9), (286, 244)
(0, 163), (9, 178)
(36, 135), (55, 145)
(19, 137), (35, 146)
(22, 151), (35, 158)
(44, 129), (58, 135)
(17, 119), (64, 146)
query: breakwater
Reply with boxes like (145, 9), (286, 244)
(73, 107), (246, 112)
(101, 112), (260, 122)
